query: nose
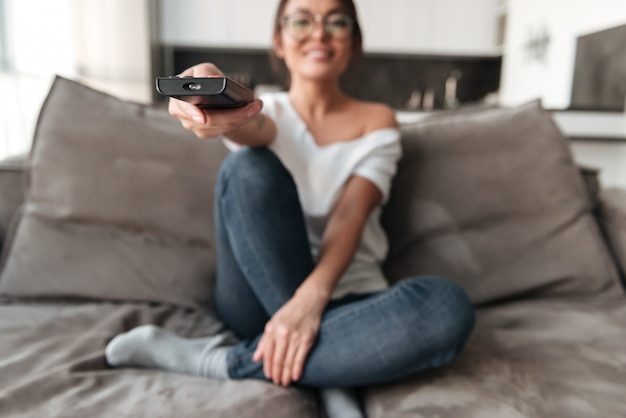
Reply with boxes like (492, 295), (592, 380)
(310, 16), (329, 40)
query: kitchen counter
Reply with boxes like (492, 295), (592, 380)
(550, 111), (626, 142)
(396, 109), (626, 143)
(395, 108), (626, 189)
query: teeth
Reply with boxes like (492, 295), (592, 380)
(307, 50), (331, 58)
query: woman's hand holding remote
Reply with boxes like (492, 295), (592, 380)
(168, 63), (275, 146)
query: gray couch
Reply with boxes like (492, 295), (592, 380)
(1, 76), (625, 417)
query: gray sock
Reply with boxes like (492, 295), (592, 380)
(319, 388), (364, 418)
(105, 324), (236, 379)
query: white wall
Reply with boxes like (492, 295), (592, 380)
(499, 0), (626, 190)
(500, 0), (626, 108)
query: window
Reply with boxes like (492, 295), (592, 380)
(0, 0), (76, 158)
(0, 0), (7, 71)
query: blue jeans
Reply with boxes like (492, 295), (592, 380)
(214, 147), (475, 388)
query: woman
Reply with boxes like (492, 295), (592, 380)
(106, 0), (475, 401)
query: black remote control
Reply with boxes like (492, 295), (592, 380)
(156, 76), (254, 109)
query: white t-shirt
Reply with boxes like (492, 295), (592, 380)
(227, 92), (402, 299)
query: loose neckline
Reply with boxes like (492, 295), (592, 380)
(277, 92), (398, 149)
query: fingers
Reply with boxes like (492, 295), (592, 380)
(177, 62), (224, 78)
(272, 327), (289, 385)
(253, 337), (265, 363)
(169, 62), (262, 139)
(262, 330), (275, 381)
(168, 98), (206, 125)
(260, 327), (314, 386)
(291, 343), (310, 382)
(170, 62), (224, 123)
(169, 98), (262, 139)
(281, 342), (299, 386)
(203, 99), (262, 126)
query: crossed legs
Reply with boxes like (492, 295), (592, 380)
(106, 148), (475, 390)
(214, 148), (475, 387)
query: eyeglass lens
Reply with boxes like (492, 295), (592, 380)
(283, 12), (353, 40)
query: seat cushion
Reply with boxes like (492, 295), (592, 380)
(0, 77), (229, 309)
(363, 297), (626, 417)
(382, 101), (622, 304)
(0, 300), (319, 417)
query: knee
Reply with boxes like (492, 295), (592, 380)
(218, 147), (287, 189)
(400, 276), (475, 352)
(217, 148), (296, 202)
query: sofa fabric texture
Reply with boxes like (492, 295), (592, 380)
(598, 188), (626, 281)
(363, 297), (626, 418)
(0, 77), (229, 310)
(0, 301), (320, 418)
(0, 155), (27, 250)
(1, 77), (626, 417)
(382, 102), (623, 304)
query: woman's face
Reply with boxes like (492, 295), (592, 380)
(274, 0), (354, 84)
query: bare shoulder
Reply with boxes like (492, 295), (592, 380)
(353, 101), (399, 132)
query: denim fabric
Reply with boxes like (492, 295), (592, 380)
(215, 147), (475, 388)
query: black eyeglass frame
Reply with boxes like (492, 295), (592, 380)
(280, 11), (355, 41)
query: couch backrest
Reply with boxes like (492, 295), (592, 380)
(382, 102), (623, 305)
(0, 78), (622, 309)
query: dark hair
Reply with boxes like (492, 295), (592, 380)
(270, 0), (364, 87)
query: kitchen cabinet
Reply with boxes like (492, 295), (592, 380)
(159, 0), (501, 56)
(357, 0), (501, 55)
(427, 0), (501, 55)
(159, 0), (277, 48)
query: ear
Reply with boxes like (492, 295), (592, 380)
(273, 34), (285, 59)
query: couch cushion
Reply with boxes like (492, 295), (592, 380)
(363, 297), (626, 417)
(382, 101), (622, 304)
(597, 188), (626, 282)
(0, 300), (319, 417)
(0, 76), (229, 309)
(0, 155), (27, 249)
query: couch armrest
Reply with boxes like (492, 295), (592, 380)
(0, 154), (27, 248)
(597, 188), (626, 283)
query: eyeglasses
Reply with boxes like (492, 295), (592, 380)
(281, 11), (354, 41)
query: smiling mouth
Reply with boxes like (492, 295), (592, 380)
(305, 50), (333, 59)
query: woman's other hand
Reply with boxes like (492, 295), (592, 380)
(167, 63), (264, 139)
(253, 283), (328, 386)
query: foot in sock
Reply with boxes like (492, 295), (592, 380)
(320, 388), (364, 418)
(105, 324), (235, 379)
